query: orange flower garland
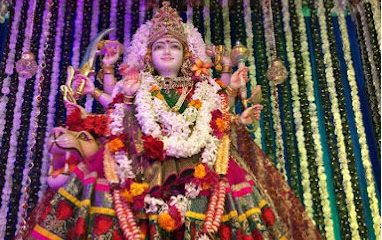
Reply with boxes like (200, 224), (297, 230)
(108, 138), (125, 153)
(194, 164), (207, 179)
(103, 145), (119, 184)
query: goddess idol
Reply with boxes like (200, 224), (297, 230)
(19, 2), (322, 240)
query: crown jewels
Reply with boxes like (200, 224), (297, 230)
(148, 2), (187, 46)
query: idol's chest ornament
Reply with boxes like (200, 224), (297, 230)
(154, 76), (194, 112)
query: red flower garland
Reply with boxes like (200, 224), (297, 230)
(65, 108), (109, 137)
(143, 135), (166, 161)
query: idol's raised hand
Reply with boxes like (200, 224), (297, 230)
(72, 74), (95, 95)
(99, 40), (123, 65)
(122, 66), (141, 96)
(239, 104), (263, 125)
(230, 66), (249, 90)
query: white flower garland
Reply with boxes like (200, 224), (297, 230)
(203, 0), (211, 46)
(71, 0), (84, 68)
(0, 1), (50, 237)
(243, 0), (262, 145)
(109, 0), (117, 40)
(37, 0), (66, 203)
(123, 0), (132, 63)
(138, 0), (145, 26)
(135, 73), (220, 167)
(280, 0), (305, 181)
(109, 103), (125, 135)
(290, 0), (314, 219)
(316, 1), (361, 239)
(295, 1), (334, 238)
(109, 103), (135, 181)
(336, 10), (381, 238)
(0, 0), (24, 152)
(84, 0), (100, 112)
(12, 0), (39, 233)
(221, 0), (231, 52)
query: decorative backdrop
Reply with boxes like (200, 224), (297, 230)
(0, 0), (380, 239)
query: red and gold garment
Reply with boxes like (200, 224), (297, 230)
(18, 113), (322, 240)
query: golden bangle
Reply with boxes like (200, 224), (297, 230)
(229, 114), (240, 125)
(221, 64), (232, 73)
(102, 64), (115, 74)
(124, 95), (135, 99)
(91, 88), (103, 100)
(226, 85), (238, 97)
(123, 94), (135, 104)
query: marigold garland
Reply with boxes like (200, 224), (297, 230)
(252, 0), (273, 157)
(294, 1), (334, 238)
(214, 135), (230, 175)
(279, 0), (301, 196)
(203, 0), (211, 46)
(84, 0), (100, 112)
(104, 145), (119, 184)
(310, 8), (352, 239)
(336, 9), (381, 239)
(291, 0), (314, 220)
(221, 0), (231, 51)
(317, 1), (360, 239)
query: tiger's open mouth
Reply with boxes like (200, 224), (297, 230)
(48, 151), (82, 178)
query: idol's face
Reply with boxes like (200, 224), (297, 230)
(151, 36), (184, 78)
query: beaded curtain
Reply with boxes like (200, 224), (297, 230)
(0, 0), (380, 239)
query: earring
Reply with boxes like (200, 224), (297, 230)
(181, 58), (192, 78)
(144, 61), (155, 75)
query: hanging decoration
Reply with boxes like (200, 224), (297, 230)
(336, 6), (381, 239)
(317, 0), (361, 239)
(262, 0), (287, 180)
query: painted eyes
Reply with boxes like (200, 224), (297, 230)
(153, 44), (181, 51)
(78, 132), (91, 141)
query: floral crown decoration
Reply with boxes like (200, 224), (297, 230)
(148, 2), (187, 47)
(124, 2), (210, 71)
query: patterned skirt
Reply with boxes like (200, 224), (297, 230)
(18, 127), (322, 240)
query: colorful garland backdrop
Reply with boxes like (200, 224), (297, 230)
(0, 0), (380, 239)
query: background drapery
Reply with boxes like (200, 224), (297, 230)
(0, 0), (380, 239)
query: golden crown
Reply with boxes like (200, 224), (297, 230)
(148, 2), (187, 46)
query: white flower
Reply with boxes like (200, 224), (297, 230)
(185, 182), (201, 199)
(144, 195), (167, 214)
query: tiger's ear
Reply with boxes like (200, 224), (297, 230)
(64, 100), (88, 120)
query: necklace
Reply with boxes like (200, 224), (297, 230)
(135, 73), (220, 166)
(171, 87), (193, 112)
(154, 76), (194, 92)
